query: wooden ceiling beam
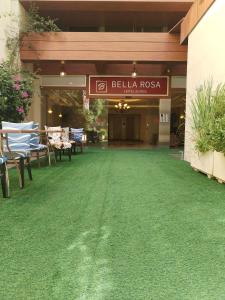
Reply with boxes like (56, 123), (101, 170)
(180, 0), (215, 43)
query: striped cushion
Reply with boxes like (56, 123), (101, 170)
(36, 144), (47, 150)
(71, 128), (84, 142)
(4, 152), (29, 159)
(30, 122), (40, 149)
(0, 156), (7, 165)
(2, 121), (33, 152)
(30, 124), (47, 151)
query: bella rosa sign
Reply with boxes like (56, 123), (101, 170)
(89, 76), (169, 97)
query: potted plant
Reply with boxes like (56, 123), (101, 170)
(211, 84), (225, 183)
(191, 81), (215, 177)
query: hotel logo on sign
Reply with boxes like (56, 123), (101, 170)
(96, 80), (107, 93)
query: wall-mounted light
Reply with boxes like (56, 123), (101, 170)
(60, 60), (66, 77)
(180, 114), (185, 119)
(48, 108), (53, 114)
(59, 113), (63, 118)
(131, 61), (137, 78)
(165, 66), (171, 74)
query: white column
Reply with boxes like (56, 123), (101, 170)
(158, 98), (171, 145)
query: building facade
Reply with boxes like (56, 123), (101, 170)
(0, 0), (223, 162)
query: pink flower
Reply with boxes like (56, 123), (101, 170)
(22, 91), (29, 98)
(13, 83), (20, 91)
(16, 106), (24, 113)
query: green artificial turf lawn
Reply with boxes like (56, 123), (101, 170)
(0, 147), (225, 300)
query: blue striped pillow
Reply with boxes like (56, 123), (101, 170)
(2, 121), (33, 152)
(71, 128), (84, 142)
(30, 123), (40, 149)
(0, 156), (7, 165)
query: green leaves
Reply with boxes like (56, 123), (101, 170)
(192, 81), (225, 154)
(25, 4), (61, 33)
(1, 3), (61, 66)
(0, 4), (61, 124)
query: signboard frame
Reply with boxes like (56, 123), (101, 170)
(89, 75), (170, 98)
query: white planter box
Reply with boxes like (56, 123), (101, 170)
(213, 151), (225, 183)
(191, 150), (214, 177)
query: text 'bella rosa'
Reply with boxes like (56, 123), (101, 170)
(111, 80), (161, 89)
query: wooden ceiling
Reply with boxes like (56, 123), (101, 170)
(20, 1), (193, 12)
(20, 0), (193, 31)
(46, 11), (186, 30)
(20, 1), (190, 74)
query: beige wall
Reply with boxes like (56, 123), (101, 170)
(184, 0), (225, 162)
(0, 0), (13, 59)
(0, 0), (25, 60)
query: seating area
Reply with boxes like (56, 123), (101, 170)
(0, 122), (85, 198)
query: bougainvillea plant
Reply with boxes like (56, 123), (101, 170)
(0, 4), (61, 124)
(0, 60), (34, 123)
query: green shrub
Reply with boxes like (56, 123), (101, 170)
(0, 61), (34, 123)
(192, 81), (214, 153)
(0, 4), (61, 123)
(210, 84), (225, 154)
(192, 81), (225, 154)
